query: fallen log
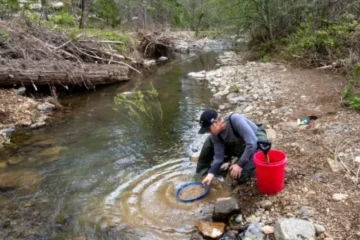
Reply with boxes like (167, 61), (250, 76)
(0, 60), (130, 88)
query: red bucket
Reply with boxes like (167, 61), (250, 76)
(254, 149), (287, 194)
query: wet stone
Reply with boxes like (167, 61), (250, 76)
(213, 197), (240, 221)
(39, 146), (67, 157)
(8, 155), (25, 165)
(0, 170), (43, 193)
(196, 221), (225, 239)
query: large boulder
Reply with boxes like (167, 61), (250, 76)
(213, 197), (240, 221)
(274, 218), (315, 240)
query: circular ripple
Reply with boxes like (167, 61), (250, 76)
(103, 158), (231, 239)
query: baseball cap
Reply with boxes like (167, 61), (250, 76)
(198, 110), (218, 134)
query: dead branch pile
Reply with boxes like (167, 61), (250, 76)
(137, 31), (175, 59)
(0, 17), (139, 91)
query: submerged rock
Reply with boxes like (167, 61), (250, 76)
(0, 170), (43, 192)
(7, 155), (25, 165)
(39, 146), (67, 158)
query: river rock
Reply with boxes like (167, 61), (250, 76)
(37, 102), (56, 112)
(8, 155), (25, 165)
(274, 218), (315, 240)
(158, 56), (168, 62)
(0, 170), (43, 192)
(260, 200), (273, 211)
(213, 197), (240, 221)
(16, 87), (26, 95)
(297, 206), (316, 219)
(235, 214), (243, 223)
(332, 193), (348, 201)
(174, 40), (190, 53)
(188, 71), (206, 80)
(143, 60), (156, 68)
(0, 127), (16, 138)
(39, 146), (67, 157)
(221, 230), (238, 239)
(30, 121), (46, 129)
(244, 223), (265, 239)
(313, 224), (326, 234)
(196, 221), (225, 239)
(262, 225), (274, 234)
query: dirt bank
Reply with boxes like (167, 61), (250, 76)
(188, 51), (360, 239)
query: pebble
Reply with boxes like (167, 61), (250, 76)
(235, 214), (243, 223)
(260, 200), (273, 211)
(332, 193), (348, 201)
(262, 225), (274, 234)
(313, 224), (326, 234)
(244, 105), (254, 113)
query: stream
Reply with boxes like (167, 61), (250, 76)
(0, 51), (234, 240)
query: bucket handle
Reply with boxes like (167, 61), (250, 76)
(257, 141), (272, 163)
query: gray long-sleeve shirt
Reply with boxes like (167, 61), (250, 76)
(208, 113), (258, 175)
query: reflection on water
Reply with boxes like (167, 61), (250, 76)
(0, 51), (232, 240)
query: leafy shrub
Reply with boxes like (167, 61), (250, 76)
(50, 10), (76, 26)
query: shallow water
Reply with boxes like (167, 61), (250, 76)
(0, 52), (233, 240)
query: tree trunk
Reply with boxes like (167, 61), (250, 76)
(264, 0), (274, 40)
(41, 0), (49, 21)
(137, 0), (144, 29)
(79, 0), (89, 29)
(195, 0), (205, 37)
(0, 60), (130, 88)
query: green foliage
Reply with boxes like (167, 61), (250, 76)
(50, 10), (76, 26)
(196, 30), (220, 39)
(0, 0), (20, 16)
(0, 29), (10, 44)
(114, 85), (163, 126)
(92, 0), (119, 27)
(229, 84), (242, 93)
(343, 63), (360, 110)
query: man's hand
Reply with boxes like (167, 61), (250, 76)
(230, 164), (243, 179)
(202, 173), (214, 185)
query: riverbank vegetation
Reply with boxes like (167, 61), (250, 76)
(1, 0), (360, 109)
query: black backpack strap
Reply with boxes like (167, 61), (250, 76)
(217, 113), (240, 142)
(228, 113), (241, 138)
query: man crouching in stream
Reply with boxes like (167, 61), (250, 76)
(196, 110), (269, 185)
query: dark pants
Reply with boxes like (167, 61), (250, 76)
(196, 125), (268, 184)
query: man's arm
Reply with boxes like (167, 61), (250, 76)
(231, 114), (258, 168)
